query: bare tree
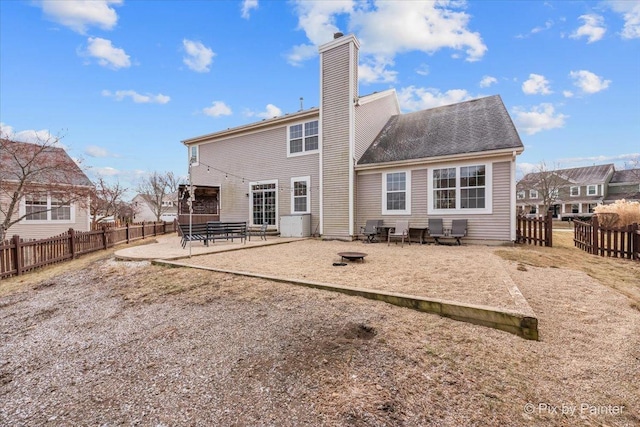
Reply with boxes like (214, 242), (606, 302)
(136, 171), (183, 222)
(517, 161), (565, 217)
(90, 177), (129, 226)
(0, 133), (93, 241)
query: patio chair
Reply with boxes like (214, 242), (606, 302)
(450, 219), (467, 245)
(360, 219), (383, 243)
(387, 220), (410, 247)
(428, 218), (445, 244)
(248, 222), (268, 241)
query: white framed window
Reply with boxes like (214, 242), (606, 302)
(428, 163), (492, 214)
(571, 203), (580, 214)
(529, 189), (538, 199)
(250, 180), (278, 227)
(529, 205), (538, 215)
(189, 145), (199, 165)
(517, 190), (525, 200)
(287, 120), (319, 156)
(587, 185), (597, 196)
(382, 171), (411, 215)
(291, 176), (310, 214)
(22, 193), (75, 223)
(570, 186), (580, 196)
(549, 189), (559, 198)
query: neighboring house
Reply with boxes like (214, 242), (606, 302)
(132, 192), (178, 222)
(0, 139), (93, 240)
(181, 34), (524, 243)
(516, 163), (629, 219)
(606, 169), (640, 203)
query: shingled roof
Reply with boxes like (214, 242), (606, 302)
(357, 95), (523, 165)
(610, 169), (640, 184)
(0, 139), (93, 187)
(520, 164), (614, 186)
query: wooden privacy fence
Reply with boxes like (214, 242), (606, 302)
(0, 221), (176, 279)
(574, 216), (639, 261)
(516, 212), (553, 247)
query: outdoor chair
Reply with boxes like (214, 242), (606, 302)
(249, 222), (268, 241)
(387, 220), (410, 247)
(450, 219), (467, 245)
(428, 218), (445, 244)
(360, 219), (383, 243)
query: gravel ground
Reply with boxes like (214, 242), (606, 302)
(1, 246), (639, 426)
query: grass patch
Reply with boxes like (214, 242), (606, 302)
(495, 230), (640, 307)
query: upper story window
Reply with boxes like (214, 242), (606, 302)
(189, 145), (199, 165)
(428, 163), (492, 214)
(517, 190), (525, 200)
(570, 186), (580, 196)
(529, 189), (538, 199)
(288, 120), (318, 156)
(587, 185), (598, 196)
(383, 171), (411, 215)
(291, 176), (310, 214)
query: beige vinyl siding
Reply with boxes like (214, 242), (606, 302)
(356, 159), (515, 243)
(354, 92), (400, 161)
(191, 123), (320, 233)
(321, 42), (352, 239)
(6, 197), (90, 240)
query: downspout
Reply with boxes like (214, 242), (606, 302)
(510, 151), (517, 241)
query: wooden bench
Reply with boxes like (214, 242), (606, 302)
(179, 223), (211, 248)
(206, 221), (247, 244)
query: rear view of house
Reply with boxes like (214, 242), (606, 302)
(182, 34), (524, 243)
(0, 139), (93, 240)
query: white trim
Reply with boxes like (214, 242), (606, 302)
(356, 89), (397, 106)
(348, 40), (355, 237)
(189, 145), (199, 166)
(286, 119), (319, 157)
(19, 194), (76, 224)
(248, 179), (278, 228)
(587, 184), (598, 196)
(516, 190), (525, 200)
(318, 33), (360, 53)
(382, 170), (412, 215)
(510, 157), (516, 241)
(529, 189), (539, 199)
(570, 186), (580, 196)
(291, 176), (311, 214)
(427, 161), (493, 215)
(318, 49), (324, 236)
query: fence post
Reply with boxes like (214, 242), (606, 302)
(546, 211), (553, 247)
(632, 223), (639, 261)
(142, 221), (146, 240)
(591, 215), (599, 255)
(12, 235), (23, 276)
(69, 228), (76, 259)
(126, 222), (130, 244)
(102, 226), (108, 249)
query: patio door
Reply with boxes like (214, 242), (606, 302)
(251, 182), (277, 226)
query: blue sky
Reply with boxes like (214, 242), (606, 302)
(1, 0), (639, 195)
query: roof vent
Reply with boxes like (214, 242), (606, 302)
(333, 32), (344, 39)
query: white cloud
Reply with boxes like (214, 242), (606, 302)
(512, 103), (568, 135)
(570, 14), (606, 43)
(479, 75), (497, 88)
(84, 145), (109, 158)
(359, 57), (398, 84)
(522, 74), (553, 95)
(83, 37), (131, 69)
(0, 123), (66, 148)
(606, 1), (640, 39)
(91, 166), (121, 177)
(182, 39), (215, 73)
(39, 0), (121, 34)
(241, 0), (258, 19)
(350, 1), (487, 62)
(569, 70), (611, 94)
(203, 101), (233, 117)
(102, 90), (170, 104)
(563, 90), (574, 98)
(517, 162), (539, 177)
(286, 0), (487, 71)
(415, 64), (429, 76)
(397, 87), (473, 112)
(516, 19), (554, 38)
(286, 44), (318, 66)
(245, 104), (283, 119)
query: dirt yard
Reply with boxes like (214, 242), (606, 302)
(1, 237), (639, 426)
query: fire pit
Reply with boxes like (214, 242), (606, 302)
(337, 252), (367, 262)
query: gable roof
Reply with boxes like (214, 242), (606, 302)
(357, 95), (523, 165)
(610, 168), (640, 184)
(520, 164), (614, 186)
(0, 139), (93, 187)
